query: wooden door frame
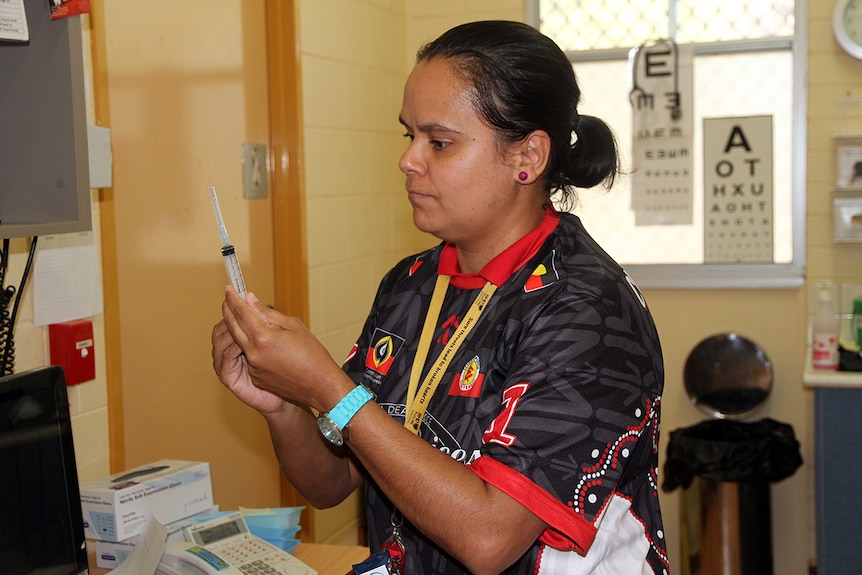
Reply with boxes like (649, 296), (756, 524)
(265, 0), (314, 540)
(90, 0), (125, 476)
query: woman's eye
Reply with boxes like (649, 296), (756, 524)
(431, 140), (450, 150)
(402, 132), (414, 141)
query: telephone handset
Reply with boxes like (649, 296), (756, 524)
(157, 542), (241, 575)
(156, 511), (316, 575)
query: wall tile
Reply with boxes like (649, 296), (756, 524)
(307, 267), (325, 334)
(317, 259), (377, 332)
(307, 196), (352, 266)
(71, 407), (110, 483)
(361, 131), (407, 193)
(364, 0), (406, 14)
(365, 4), (408, 73)
(302, 56), (349, 128)
(344, 196), (395, 259)
(807, 149), (834, 185)
(304, 128), (369, 198)
(301, 0), (365, 62)
(409, 0), (468, 17)
(314, 490), (364, 544)
(318, 324), (365, 367)
(467, 0), (522, 11)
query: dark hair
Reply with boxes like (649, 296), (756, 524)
(416, 21), (619, 206)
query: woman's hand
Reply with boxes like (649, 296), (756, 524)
(211, 308), (286, 417)
(214, 288), (350, 414)
(213, 288), (364, 506)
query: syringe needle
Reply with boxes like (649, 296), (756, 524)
(209, 185), (230, 245)
(208, 185), (247, 298)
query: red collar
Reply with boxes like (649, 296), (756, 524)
(439, 208), (560, 289)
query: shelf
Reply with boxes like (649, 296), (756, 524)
(803, 349), (862, 388)
(833, 133), (862, 142)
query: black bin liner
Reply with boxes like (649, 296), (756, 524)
(662, 417), (803, 492)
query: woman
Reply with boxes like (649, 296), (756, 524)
(213, 20), (666, 575)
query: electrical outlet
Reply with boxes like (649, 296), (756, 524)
(242, 143), (268, 199)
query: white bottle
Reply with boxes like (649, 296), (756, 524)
(812, 289), (840, 370)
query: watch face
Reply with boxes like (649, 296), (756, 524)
(317, 416), (344, 446)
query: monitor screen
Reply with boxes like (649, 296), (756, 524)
(0, 366), (88, 575)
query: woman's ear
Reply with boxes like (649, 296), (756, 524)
(514, 130), (551, 184)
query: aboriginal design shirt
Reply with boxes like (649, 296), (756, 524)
(342, 209), (667, 574)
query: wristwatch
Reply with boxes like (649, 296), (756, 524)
(317, 385), (375, 446)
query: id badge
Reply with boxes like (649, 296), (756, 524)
(349, 510), (406, 575)
(351, 550), (392, 575)
(383, 524), (406, 574)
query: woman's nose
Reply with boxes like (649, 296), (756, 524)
(399, 141), (422, 175)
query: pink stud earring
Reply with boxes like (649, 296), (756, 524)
(518, 171), (528, 181)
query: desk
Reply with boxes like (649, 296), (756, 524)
(292, 544), (369, 574)
(88, 543), (370, 575)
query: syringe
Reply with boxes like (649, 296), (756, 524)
(209, 186), (247, 298)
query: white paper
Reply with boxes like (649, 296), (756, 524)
(629, 42), (695, 225)
(110, 517), (169, 575)
(33, 232), (104, 326)
(0, 0), (29, 42)
(703, 115), (774, 263)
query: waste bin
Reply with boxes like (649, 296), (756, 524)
(663, 418), (803, 575)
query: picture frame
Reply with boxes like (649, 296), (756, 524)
(836, 138), (862, 188)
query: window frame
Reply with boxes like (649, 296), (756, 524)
(527, 0), (808, 290)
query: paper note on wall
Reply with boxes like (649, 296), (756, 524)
(0, 0), (29, 42)
(34, 232), (104, 326)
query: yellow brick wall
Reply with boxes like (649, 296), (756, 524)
(808, 0), (862, 283)
(298, 0), (418, 544)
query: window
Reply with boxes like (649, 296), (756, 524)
(529, 0), (806, 288)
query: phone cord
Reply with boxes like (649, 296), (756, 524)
(0, 285), (16, 376)
(0, 236), (38, 376)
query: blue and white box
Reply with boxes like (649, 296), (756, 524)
(93, 506), (220, 569)
(80, 459), (214, 542)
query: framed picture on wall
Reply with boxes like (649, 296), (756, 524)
(836, 138), (862, 188)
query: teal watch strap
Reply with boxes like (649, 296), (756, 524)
(326, 385), (375, 431)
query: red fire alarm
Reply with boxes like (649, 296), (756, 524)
(49, 320), (95, 386)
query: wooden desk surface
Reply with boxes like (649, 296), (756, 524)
(88, 542), (370, 575)
(293, 543), (370, 574)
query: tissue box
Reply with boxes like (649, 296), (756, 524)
(80, 460), (214, 542)
(93, 506), (220, 569)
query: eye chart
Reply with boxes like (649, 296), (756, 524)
(629, 40), (694, 226)
(703, 115), (774, 263)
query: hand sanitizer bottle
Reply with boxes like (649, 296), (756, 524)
(812, 289), (839, 371)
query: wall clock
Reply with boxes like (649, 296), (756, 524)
(835, 0), (862, 60)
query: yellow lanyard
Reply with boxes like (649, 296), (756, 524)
(403, 275), (497, 434)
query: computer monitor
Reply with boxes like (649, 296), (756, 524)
(0, 366), (89, 575)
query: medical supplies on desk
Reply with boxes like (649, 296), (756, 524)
(80, 460), (214, 542)
(93, 506), (220, 569)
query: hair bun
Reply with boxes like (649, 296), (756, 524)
(567, 115), (619, 189)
